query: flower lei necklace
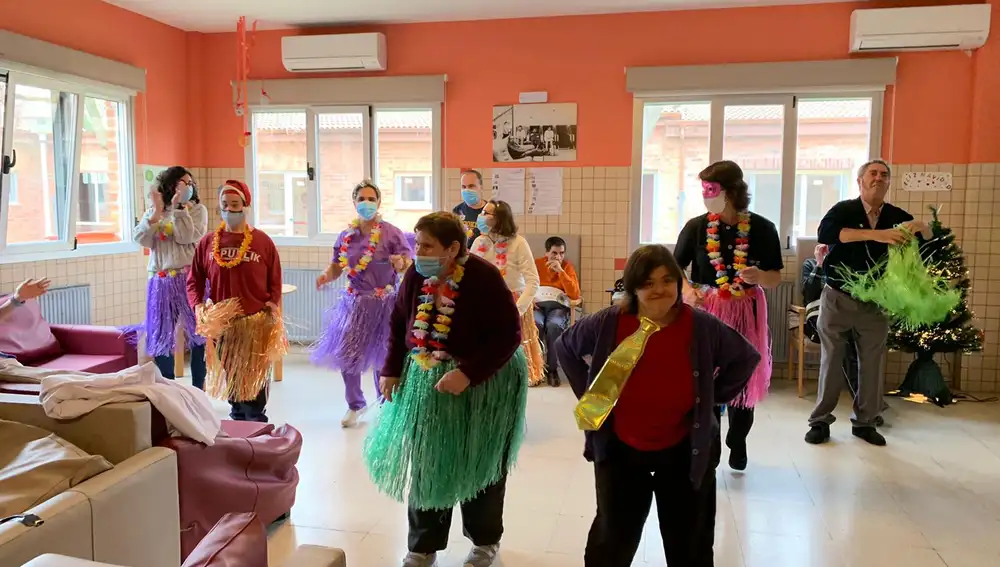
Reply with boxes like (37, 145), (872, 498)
(474, 235), (509, 277)
(706, 211), (751, 299)
(212, 223), (254, 269)
(411, 255), (468, 370)
(157, 220), (174, 241)
(338, 217), (382, 280)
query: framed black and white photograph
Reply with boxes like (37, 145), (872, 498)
(492, 103), (577, 163)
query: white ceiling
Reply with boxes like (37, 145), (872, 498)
(103, 0), (850, 32)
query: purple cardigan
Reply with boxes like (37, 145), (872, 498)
(555, 305), (760, 487)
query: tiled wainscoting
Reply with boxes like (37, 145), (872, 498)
(1, 164), (997, 392)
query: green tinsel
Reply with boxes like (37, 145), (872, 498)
(363, 348), (528, 511)
(837, 230), (961, 331)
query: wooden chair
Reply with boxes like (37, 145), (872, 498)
(787, 304), (821, 398)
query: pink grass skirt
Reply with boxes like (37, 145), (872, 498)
(701, 285), (771, 408)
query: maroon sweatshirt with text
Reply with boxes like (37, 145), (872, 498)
(187, 228), (282, 315)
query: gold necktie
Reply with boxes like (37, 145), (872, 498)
(574, 317), (662, 431)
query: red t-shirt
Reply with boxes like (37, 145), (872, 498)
(186, 228), (282, 315)
(612, 306), (696, 451)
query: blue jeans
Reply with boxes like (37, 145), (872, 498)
(153, 343), (207, 391)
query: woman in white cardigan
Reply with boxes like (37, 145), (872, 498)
(471, 200), (545, 385)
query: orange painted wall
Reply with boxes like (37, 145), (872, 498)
(1, 0), (190, 165)
(190, 2), (979, 168)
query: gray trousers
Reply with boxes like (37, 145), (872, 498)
(809, 286), (887, 428)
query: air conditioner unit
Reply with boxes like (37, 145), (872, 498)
(850, 5), (990, 53)
(281, 33), (387, 73)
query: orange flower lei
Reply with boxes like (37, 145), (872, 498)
(474, 236), (509, 277)
(212, 223), (253, 269)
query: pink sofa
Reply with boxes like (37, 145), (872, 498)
(0, 296), (137, 373)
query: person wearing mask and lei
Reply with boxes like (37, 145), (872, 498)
(363, 212), (528, 567)
(187, 180), (285, 422)
(674, 160), (784, 472)
(128, 166), (209, 389)
(555, 245), (759, 567)
(471, 200), (544, 386)
(312, 181), (413, 428)
(452, 169), (487, 248)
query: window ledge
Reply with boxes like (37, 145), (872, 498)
(269, 235), (338, 248)
(0, 241), (140, 264)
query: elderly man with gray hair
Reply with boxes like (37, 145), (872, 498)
(805, 159), (930, 447)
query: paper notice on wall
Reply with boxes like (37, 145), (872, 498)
(139, 165), (168, 209)
(527, 168), (563, 215)
(491, 168), (526, 214)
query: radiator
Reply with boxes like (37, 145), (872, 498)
(764, 281), (795, 364)
(282, 268), (344, 344)
(37, 284), (92, 325)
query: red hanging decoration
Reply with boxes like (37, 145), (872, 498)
(234, 16), (258, 148)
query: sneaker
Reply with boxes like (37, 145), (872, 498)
(852, 426), (886, 446)
(804, 423), (831, 445)
(341, 406), (368, 428)
(464, 544), (499, 567)
(402, 552), (437, 567)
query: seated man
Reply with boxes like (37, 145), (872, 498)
(1, 278), (51, 360)
(533, 236), (580, 386)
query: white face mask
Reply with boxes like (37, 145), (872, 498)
(702, 180), (727, 214)
(703, 194), (727, 214)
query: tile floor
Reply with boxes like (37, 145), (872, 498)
(249, 354), (1000, 567)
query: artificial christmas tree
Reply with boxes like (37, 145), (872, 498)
(887, 205), (983, 406)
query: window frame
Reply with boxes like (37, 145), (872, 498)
(0, 68), (138, 262)
(628, 90), (883, 253)
(392, 172), (434, 210)
(245, 102), (442, 247)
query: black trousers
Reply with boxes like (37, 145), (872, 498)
(407, 475), (507, 554)
(229, 385), (268, 422)
(723, 405), (754, 453)
(585, 437), (718, 567)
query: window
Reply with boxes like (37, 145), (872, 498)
(0, 70), (135, 258)
(247, 105), (440, 243)
(634, 94), (880, 247)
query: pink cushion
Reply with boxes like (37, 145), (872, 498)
(0, 296), (62, 364)
(34, 354), (127, 374)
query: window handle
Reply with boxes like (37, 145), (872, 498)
(1, 149), (16, 175)
(306, 163), (315, 181)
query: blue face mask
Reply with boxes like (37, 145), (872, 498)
(356, 201), (377, 221)
(414, 256), (443, 278)
(476, 216), (490, 234)
(182, 186), (194, 203)
(461, 190), (480, 207)
(221, 210), (244, 227)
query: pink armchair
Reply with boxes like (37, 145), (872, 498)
(0, 295), (137, 374)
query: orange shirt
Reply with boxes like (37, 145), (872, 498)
(534, 258), (581, 300)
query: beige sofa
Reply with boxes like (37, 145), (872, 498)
(0, 394), (180, 567)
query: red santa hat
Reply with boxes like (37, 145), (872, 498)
(219, 179), (251, 207)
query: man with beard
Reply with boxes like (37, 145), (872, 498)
(805, 160), (929, 447)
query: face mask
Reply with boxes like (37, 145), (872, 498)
(476, 216), (490, 234)
(414, 256), (443, 278)
(221, 210), (245, 226)
(461, 190), (480, 207)
(356, 201), (377, 221)
(701, 180), (727, 214)
(183, 186), (194, 203)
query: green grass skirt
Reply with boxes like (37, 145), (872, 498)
(363, 348), (528, 511)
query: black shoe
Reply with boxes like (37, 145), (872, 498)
(874, 415), (885, 428)
(852, 426), (886, 446)
(804, 424), (831, 445)
(547, 373), (561, 387)
(728, 445), (748, 471)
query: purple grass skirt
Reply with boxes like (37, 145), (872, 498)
(123, 271), (205, 358)
(310, 289), (395, 376)
(701, 285), (771, 409)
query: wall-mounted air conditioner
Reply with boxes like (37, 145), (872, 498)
(850, 4), (990, 53)
(281, 33), (387, 73)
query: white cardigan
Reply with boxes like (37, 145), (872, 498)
(471, 233), (540, 315)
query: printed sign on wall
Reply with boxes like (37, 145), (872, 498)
(902, 171), (952, 192)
